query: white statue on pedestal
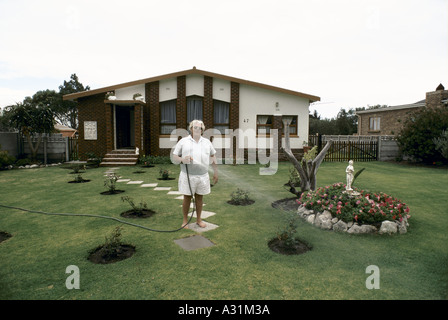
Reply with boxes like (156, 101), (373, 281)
(346, 160), (354, 192)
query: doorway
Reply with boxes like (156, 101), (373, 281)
(115, 106), (135, 149)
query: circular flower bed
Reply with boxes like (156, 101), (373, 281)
(297, 183), (411, 234)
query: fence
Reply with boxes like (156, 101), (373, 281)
(309, 135), (399, 162)
(0, 132), (79, 163)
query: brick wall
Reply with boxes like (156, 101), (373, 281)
(358, 107), (419, 136)
(426, 88), (448, 109)
(77, 93), (111, 160)
(203, 76), (213, 130)
(147, 81), (159, 155)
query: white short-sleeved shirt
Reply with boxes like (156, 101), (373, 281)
(173, 135), (216, 176)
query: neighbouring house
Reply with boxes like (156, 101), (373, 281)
(63, 67), (320, 165)
(55, 124), (77, 138)
(356, 84), (448, 136)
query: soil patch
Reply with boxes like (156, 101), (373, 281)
(157, 177), (175, 181)
(271, 197), (300, 212)
(141, 165), (155, 168)
(0, 231), (12, 243)
(133, 170), (146, 174)
(227, 199), (255, 206)
(68, 179), (91, 183)
(88, 244), (136, 264)
(268, 238), (312, 255)
(120, 209), (156, 218)
(100, 190), (125, 195)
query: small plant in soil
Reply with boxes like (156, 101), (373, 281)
(158, 168), (174, 180)
(88, 226), (135, 264)
(227, 188), (255, 206)
(101, 172), (124, 194)
(120, 196), (155, 218)
(268, 212), (311, 255)
(68, 172), (90, 183)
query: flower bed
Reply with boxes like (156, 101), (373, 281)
(296, 183), (411, 234)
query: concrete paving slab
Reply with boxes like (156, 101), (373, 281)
(174, 235), (215, 251)
(141, 183), (158, 187)
(180, 203), (206, 208)
(175, 195), (184, 200)
(127, 181), (144, 184)
(117, 179), (130, 182)
(154, 187), (172, 191)
(167, 191), (182, 195)
(186, 221), (219, 233)
(188, 211), (216, 219)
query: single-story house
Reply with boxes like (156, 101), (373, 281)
(63, 67), (320, 165)
(356, 84), (448, 136)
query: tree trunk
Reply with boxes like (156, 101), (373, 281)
(281, 124), (332, 194)
(26, 134), (42, 161)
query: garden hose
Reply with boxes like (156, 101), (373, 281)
(0, 164), (195, 233)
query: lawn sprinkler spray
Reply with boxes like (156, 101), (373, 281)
(0, 164), (195, 233)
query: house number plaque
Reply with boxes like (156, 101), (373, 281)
(84, 121), (97, 140)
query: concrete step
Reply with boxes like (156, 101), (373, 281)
(100, 150), (138, 166)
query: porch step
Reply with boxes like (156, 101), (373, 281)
(100, 150), (138, 167)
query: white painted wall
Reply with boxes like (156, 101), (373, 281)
(212, 78), (231, 102)
(239, 84), (309, 148)
(115, 84), (145, 100)
(186, 74), (204, 97)
(159, 78), (177, 102)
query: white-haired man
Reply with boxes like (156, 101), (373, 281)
(172, 120), (218, 228)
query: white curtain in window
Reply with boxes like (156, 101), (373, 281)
(161, 100), (176, 123)
(214, 100), (229, 124)
(187, 97), (203, 123)
(257, 115), (269, 124)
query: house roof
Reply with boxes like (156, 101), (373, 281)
(355, 101), (425, 115)
(62, 67), (320, 102)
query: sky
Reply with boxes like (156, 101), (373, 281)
(0, 0), (447, 119)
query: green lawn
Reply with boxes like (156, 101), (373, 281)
(0, 161), (447, 300)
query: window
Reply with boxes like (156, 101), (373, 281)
(187, 96), (203, 127)
(213, 100), (230, 134)
(257, 115), (272, 135)
(369, 117), (380, 131)
(160, 100), (176, 134)
(282, 115), (297, 135)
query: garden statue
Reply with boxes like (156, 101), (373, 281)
(345, 160), (354, 192)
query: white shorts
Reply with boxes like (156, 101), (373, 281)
(178, 171), (211, 196)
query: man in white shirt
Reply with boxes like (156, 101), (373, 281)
(172, 120), (218, 228)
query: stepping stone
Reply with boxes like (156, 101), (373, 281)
(141, 183), (158, 187)
(175, 196), (184, 200)
(188, 211), (216, 219)
(154, 187), (171, 191)
(127, 181), (143, 184)
(117, 179), (130, 182)
(186, 221), (219, 233)
(174, 235), (215, 251)
(167, 191), (182, 195)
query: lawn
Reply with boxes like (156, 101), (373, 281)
(0, 161), (447, 300)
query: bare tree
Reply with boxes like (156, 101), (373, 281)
(281, 123), (332, 194)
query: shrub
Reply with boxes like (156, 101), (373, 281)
(298, 183), (411, 224)
(0, 148), (15, 168)
(397, 107), (448, 164)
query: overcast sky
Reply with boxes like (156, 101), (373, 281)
(0, 0), (447, 119)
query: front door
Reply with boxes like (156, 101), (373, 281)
(115, 106), (135, 149)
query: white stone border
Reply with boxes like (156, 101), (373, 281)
(297, 205), (409, 235)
